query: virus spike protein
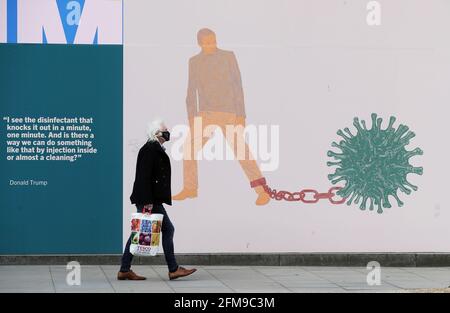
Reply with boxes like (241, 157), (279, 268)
(327, 113), (423, 214)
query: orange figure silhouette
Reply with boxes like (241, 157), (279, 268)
(173, 28), (270, 205)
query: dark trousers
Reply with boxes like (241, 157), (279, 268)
(120, 204), (179, 273)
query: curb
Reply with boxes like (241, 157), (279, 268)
(1, 253), (449, 266)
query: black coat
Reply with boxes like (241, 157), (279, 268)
(130, 140), (172, 205)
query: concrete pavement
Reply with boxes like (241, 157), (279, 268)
(0, 265), (449, 293)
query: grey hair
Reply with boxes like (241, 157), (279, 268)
(147, 119), (164, 142)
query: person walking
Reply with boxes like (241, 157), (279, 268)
(118, 119), (197, 281)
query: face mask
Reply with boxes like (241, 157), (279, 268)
(160, 131), (170, 142)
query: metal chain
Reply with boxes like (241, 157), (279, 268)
(262, 185), (346, 204)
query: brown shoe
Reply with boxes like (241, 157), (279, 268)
(168, 266), (197, 280)
(117, 270), (146, 281)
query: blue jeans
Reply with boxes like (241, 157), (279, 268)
(120, 204), (179, 273)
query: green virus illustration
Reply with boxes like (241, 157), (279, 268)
(327, 113), (423, 214)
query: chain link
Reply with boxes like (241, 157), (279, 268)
(263, 185), (346, 204)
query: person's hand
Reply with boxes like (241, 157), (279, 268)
(236, 116), (246, 126)
(143, 204), (153, 214)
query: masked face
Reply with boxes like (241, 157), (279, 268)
(160, 130), (170, 142)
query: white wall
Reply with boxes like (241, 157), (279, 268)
(124, 0), (450, 252)
(0, 0), (6, 43)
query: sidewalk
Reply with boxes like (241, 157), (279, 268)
(0, 265), (449, 293)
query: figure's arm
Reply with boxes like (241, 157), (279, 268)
(229, 52), (246, 118)
(186, 58), (198, 119)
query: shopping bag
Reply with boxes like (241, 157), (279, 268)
(129, 212), (163, 256)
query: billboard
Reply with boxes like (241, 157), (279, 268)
(123, 0), (449, 253)
(0, 0), (123, 254)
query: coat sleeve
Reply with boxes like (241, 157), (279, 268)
(132, 146), (154, 204)
(229, 52), (246, 118)
(186, 58), (198, 118)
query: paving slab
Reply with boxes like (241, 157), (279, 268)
(0, 265), (448, 293)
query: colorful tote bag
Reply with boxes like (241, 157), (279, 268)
(129, 213), (163, 256)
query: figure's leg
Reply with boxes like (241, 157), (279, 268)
(221, 118), (270, 205)
(183, 118), (202, 191)
(174, 115), (214, 200)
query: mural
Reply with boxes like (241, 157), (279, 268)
(170, 30), (424, 213)
(172, 28), (270, 205)
(124, 0), (449, 252)
(327, 113), (424, 213)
